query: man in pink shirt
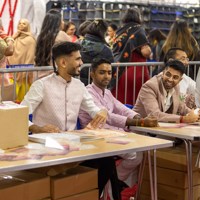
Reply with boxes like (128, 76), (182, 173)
(21, 42), (122, 200)
(79, 58), (157, 196)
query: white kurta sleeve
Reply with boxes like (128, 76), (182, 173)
(80, 87), (101, 118)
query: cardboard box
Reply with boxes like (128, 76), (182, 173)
(0, 101), (29, 149)
(141, 180), (200, 200)
(0, 171), (50, 200)
(51, 166), (98, 200)
(143, 166), (200, 189)
(59, 189), (98, 200)
(156, 147), (199, 172)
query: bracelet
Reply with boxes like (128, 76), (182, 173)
(140, 118), (145, 127)
(180, 116), (184, 123)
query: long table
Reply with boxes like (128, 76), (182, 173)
(0, 133), (173, 200)
(130, 123), (200, 200)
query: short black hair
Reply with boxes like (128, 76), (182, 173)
(164, 59), (186, 75)
(52, 41), (81, 59)
(52, 41), (81, 74)
(164, 47), (185, 63)
(122, 7), (141, 24)
(108, 23), (118, 31)
(91, 58), (111, 71)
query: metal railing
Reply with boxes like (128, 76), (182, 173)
(0, 61), (199, 103)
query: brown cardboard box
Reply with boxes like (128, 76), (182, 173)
(156, 147), (199, 172)
(141, 180), (200, 200)
(51, 166), (98, 200)
(143, 166), (200, 189)
(0, 101), (28, 149)
(59, 189), (98, 200)
(0, 171), (50, 200)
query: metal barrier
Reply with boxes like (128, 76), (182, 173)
(0, 61), (199, 103)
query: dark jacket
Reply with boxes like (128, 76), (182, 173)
(80, 34), (114, 85)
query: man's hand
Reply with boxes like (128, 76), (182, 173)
(182, 110), (198, 123)
(29, 124), (61, 133)
(87, 109), (107, 129)
(143, 116), (158, 127)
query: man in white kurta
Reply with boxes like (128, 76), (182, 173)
(21, 41), (107, 133)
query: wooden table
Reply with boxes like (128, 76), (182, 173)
(0, 133), (173, 200)
(130, 123), (200, 200)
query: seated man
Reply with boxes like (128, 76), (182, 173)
(21, 41), (107, 133)
(163, 47), (196, 109)
(134, 59), (198, 123)
(79, 58), (158, 196)
(21, 41), (121, 199)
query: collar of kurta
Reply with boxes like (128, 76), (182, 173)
(91, 82), (108, 96)
(53, 73), (72, 84)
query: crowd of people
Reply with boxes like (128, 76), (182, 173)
(0, 6), (200, 200)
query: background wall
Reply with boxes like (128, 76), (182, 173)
(0, 0), (199, 38)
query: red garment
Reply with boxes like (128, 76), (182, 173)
(121, 184), (138, 200)
(112, 52), (150, 105)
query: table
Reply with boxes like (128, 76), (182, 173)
(130, 123), (200, 200)
(0, 133), (172, 200)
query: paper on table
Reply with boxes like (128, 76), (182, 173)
(158, 122), (187, 128)
(106, 137), (134, 145)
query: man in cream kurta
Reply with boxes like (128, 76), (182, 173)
(21, 41), (107, 133)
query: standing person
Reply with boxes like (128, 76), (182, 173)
(63, 21), (78, 42)
(0, 18), (14, 87)
(21, 41), (121, 200)
(134, 60), (199, 123)
(111, 8), (151, 105)
(148, 29), (166, 76)
(105, 23), (118, 49)
(80, 19), (114, 86)
(77, 20), (92, 42)
(35, 9), (70, 78)
(160, 19), (200, 80)
(7, 18), (36, 102)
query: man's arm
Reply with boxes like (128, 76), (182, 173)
(29, 124), (60, 133)
(80, 87), (107, 129)
(138, 84), (181, 122)
(20, 80), (60, 133)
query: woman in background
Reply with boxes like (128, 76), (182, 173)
(160, 19), (200, 79)
(80, 19), (114, 85)
(35, 9), (70, 70)
(63, 21), (78, 42)
(148, 29), (166, 75)
(105, 23), (118, 49)
(8, 19), (36, 102)
(111, 8), (151, 105)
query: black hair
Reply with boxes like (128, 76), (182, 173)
(108, 23), (118, 31)
(86, 20), (108, 41)
(164, 47), (185, 63)
(164, 59), (186, 75)
(52, 41), (81, 74)
(35, 9), (62, 66)
(78, 21), (92, 36)
(91, 58), (111, 72)
(122, 7), (142, 24)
